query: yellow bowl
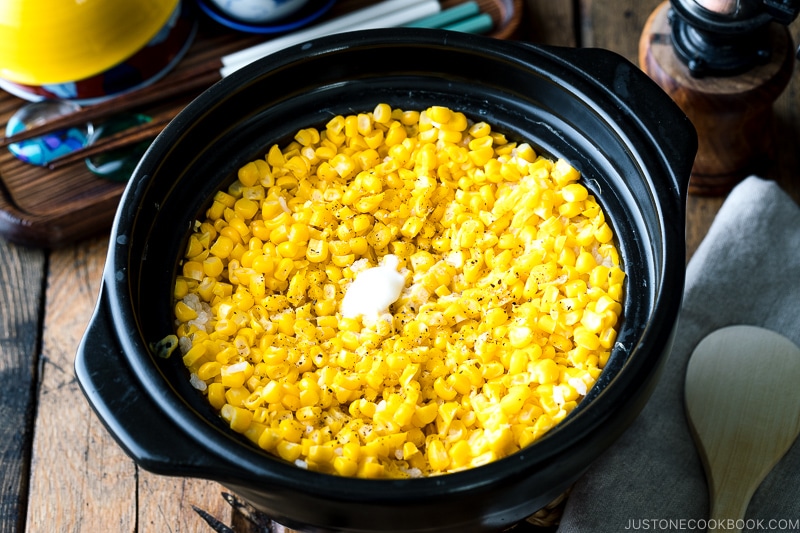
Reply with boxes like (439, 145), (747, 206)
(0, 0), (180, 86)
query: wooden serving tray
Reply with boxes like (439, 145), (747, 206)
(0, 0), (520, 248)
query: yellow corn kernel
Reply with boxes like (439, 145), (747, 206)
(551, 158), (580, 186)
(438, 129), (462, 143)
(373, 103), (393, 124)
(383, 122), (408, 147)
(273, 257), (295, 281)
(206, 200), (226, 221)
(561, 183), (589, 202)
(295, 127), (320, 147)
(304, 238), (328, 263)
(500, 385), (531, 415)
(256, 427), (281, 451)
(200, 256), (222, 279)
(214, 190), (237, 208)
(427, 438), (450, 471)
(507, 325), (533, 349)
(401, 216), (424, 238)
(174, 301), (198, 323)
(182, 344), (207, 369)
(580, 308), (605, 334)
(433, 376), (457, 401)
(469, 146), (494, 167)
(356, 459), (384, 479)
(306, 444), (334, 466)
(532, 358), (559, 385)
(221, 404), (253, 433)
(559, 201), (584, 218)
(173, 103), (624, 479)
(275, 440), (303, 462)
(608, 266), (625, 285)
(599, 327), (617, 350)
(330, 153), (356, 180)
(332, 455), (358, 476)
(366, 223), (392, 249)
(234, 198), (260, 220)
(351, 213), (372, 234)
(426, 105), (451, 124)
(221, 361), (251, 388)
(594, 222), (614, 243)
(182, 261), (205, 281)
(209, 235), (234, 259)
(413, 402), (439, 427)
(277, 241), (300, 260)
(277, 418), (303, 443)
(314, 142), (336, 160)
(197, 361), (221, 381)
(238, 161), (263, 187)
(406, 251), (433, 274)
(174, 277), (190, 300)
(225, 386), (250, 407)
(575, 250), (597, 274)
(573, 327), (601, 350)
(204, 383), (226, 411)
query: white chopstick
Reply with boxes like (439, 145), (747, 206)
(220, 0), (442, 77)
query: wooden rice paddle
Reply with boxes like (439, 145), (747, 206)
(685, 325), (800, 533)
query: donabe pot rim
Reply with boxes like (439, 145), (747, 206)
(96, 29), (692, 504)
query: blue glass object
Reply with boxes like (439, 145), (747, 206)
(85, 113), (153, 183)
(5, 100), (92, 166)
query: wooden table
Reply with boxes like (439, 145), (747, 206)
(2, 1), (799, 531)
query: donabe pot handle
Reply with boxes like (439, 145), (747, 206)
(75, 287), (218, 477)
(515, 43), (698, 202)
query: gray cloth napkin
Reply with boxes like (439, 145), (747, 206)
(557, 176), (800, 532)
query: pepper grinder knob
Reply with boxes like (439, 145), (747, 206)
(694, 0), (737, 14)
(639, 0), (798, 195)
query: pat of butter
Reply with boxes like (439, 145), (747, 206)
(341, 254), (405, 319)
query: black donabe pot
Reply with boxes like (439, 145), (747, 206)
(76, 30), (696, 533)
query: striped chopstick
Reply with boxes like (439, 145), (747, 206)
(45, 111), (174, 170)
(0, 59), (221, 148)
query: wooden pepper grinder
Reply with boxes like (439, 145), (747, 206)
(639, 0), (799, 195)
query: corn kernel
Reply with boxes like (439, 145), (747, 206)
(173, 103), (623, 480)
(221, 404), (253, 433)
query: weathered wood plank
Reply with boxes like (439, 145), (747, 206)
(22, 236), (230, 532)
(768, 17), (800, 200)
(138, 473), (231, 533)
(24, 238), (137, 533)
(0, 239), (46, 533)
(522, 0), (577, 47)
(581, 0), (662, 61)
